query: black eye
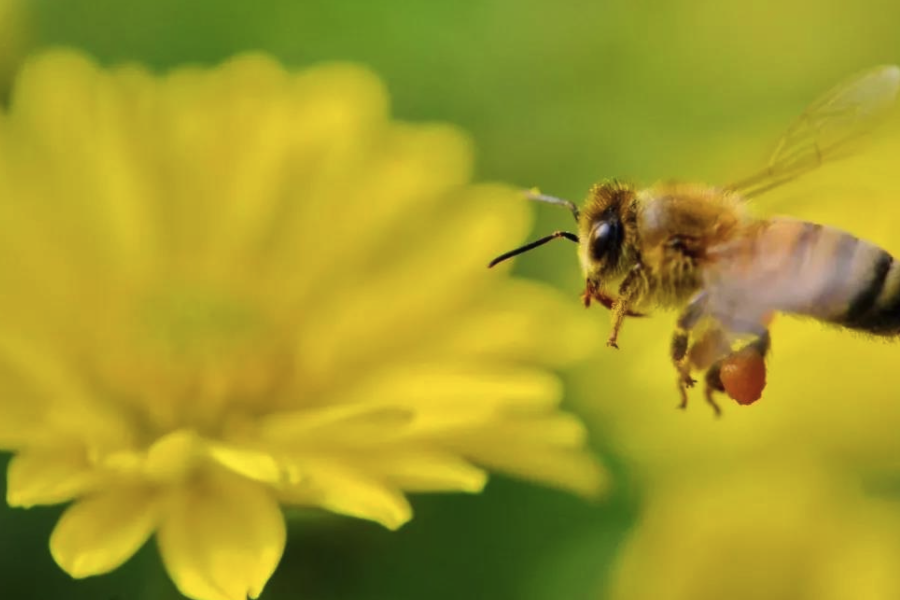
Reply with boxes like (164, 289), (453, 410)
(590, 219), (621, 260)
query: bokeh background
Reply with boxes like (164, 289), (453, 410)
(7, 0), (900, 598)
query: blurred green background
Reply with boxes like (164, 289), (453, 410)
(8, 1), (900, 599)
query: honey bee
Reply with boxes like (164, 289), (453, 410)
(490, 65), (900, 415)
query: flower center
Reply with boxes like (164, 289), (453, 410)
(139, 285), (263, 357)
(88, 283), (294, 446)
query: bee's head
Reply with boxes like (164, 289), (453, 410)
(577, 181), (638, 282)
(486, 183), (637, 280)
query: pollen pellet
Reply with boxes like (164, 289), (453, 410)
(719, 348), (766, 405)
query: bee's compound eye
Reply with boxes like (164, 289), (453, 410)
(590, 220), (619, 260)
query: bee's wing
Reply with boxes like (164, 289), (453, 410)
(727, 65), (900, 199)
(701, 218), (880, 336)
(700, 229), (789, 335)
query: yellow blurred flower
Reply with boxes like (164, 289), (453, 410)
(0, 0), (30, 90)
(608, 463), (900, 600)
(0, 51), (604, 600)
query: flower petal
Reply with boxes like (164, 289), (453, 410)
(0, 334), (132, 449)
(260, 122), (472, 312)
(258, 365), (564, 455)
(431, 279), (596, 366)
(350, 450), (487, 493)
(256, 403), (415, 447)
(292, 184), (533, 378)
(50, 486), (158, 578)
(472, 446), (607, 498)
(157, 472), (285, 600)
(234, 62), (392, 288)
(324, 362), (563, 410)
(0, 365), (52, 450)
(9, 52), (160, 284)
(205, 442), (284, 485)
(7, 445), (101, 507)
(280, 460), (412, 530)
(443, 417), (608, 498)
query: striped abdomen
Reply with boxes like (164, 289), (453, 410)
(705, 218), (900, 335)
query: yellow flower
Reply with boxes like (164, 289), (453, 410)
(0, 51), (604, 600)
(608, 463), (900, 600)
(0, 0), (30, 86)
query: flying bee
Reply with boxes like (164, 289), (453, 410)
(489, 65), (900, 415)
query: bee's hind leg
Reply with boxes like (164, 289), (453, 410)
(670, 293), (708, 409)
(704, 326), (771, 414)
(703, 362), (725, 417)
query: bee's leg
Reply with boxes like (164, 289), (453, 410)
(670, 293), (708, 408)
(737, 328), (771, 358)
(607, 267), (644, 348)
(672, 330), (694, 410)
(607, 302), (628, 348)
(703, 362), (725, 417)
(582, 279), (597, 308)
(725, 322), (771, 360)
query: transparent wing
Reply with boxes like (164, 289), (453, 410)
(728, 65), (900, 198)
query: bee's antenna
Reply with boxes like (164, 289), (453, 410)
(524, 189), (580, 222)
(488, 231), (579, 268)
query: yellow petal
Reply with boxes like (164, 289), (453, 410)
(326, 362), (563, 409)
(443, 418), (608, 498)
(142, 429), (203, 484)
(259, 365), (563, 450)
(152, 55), (295, 272)
(205, 442), (284, 485)
(13, 57), (158, 281)
(158, 472), (285, 600)
(471, 413), (591, 447)
(50, 486), (158, 578)
(0, 360), (52, 450)
(175, 55), (292, 264)
(287, 124), (474, 284)
(292, 184), (531, 378)
(281, 460), (412, 530)
(471, 445), (607, 498)
(0, 0), (29, 89)
(227, 62), (391, 285)
(10, 51), (159, 280)
(260, 122), (472, 310)
(0, 334), (132, 449)
(257, 403), (415, 447)
(7, 445), (101, 507)
(350, 450), (488, 493)
(432, 278), (596, 366)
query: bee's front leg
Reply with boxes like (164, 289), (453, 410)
(607, 267), (644, 348)
(582, 279), (600, 308)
